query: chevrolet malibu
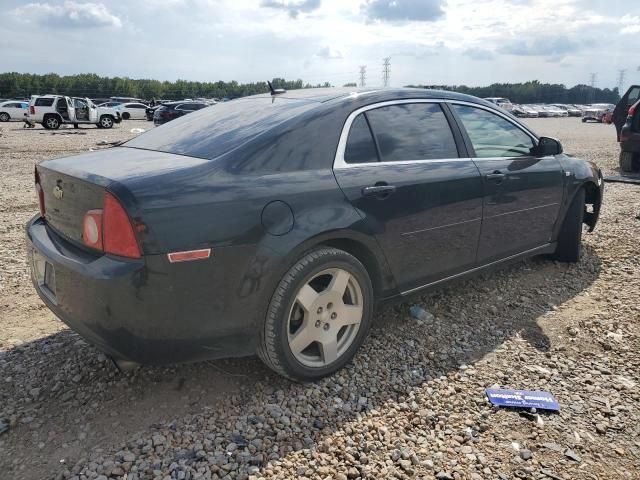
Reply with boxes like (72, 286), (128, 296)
(27, 88), (603, 381)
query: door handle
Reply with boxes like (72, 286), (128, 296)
(362, 184), (396, 198)
(486, 171), (506, 182)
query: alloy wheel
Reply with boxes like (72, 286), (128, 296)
(287, 268), (363, 367)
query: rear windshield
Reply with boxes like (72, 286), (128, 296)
(124, 96), (318, 159)
(34, 97), (55, 107)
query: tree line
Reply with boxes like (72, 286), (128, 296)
(0, 73), (620, 104)
(0, 72), (330, 100)
(408, 80), (620, 104)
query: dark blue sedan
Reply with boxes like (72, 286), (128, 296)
(27, 88), (603, 381)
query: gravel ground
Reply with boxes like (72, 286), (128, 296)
(0, 118), (638, 480)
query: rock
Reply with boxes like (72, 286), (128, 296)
(152, 434), (166, 446)
(596, 423), (607, 434)
(564, 449), (582, 462)
(519, 449), (532, 460)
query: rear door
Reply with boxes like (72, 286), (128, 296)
(450, 103), (564, 264)
(614, 85), (640, 137)
(333, 100), (484, 292)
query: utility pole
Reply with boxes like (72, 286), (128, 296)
(382, 57), (391, 87)
(617, 69), (627, 93)
(359, 65), (367, 87)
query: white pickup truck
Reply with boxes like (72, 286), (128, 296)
(27, 95), (122, 129)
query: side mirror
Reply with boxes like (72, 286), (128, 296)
(533, 136), (562, 157)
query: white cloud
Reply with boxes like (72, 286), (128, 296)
(315, 46), (344, 59)
(13, 1), (122, 29)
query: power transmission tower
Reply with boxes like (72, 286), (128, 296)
(382, 57), (391, 87)
(359, 66), (367, 87)
(588, 73), (597, 103)
(617, 69), (627, 93)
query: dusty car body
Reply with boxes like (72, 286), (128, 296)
(27, 88), (604, 380)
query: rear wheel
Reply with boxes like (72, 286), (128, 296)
(619, 150), (639, 172)
(258, 247), (374, 381)
(122, 112), (130, 120)
(0, 112), (10, 122)
(553, 188), (585, 263)
(43, 115), (61, 130)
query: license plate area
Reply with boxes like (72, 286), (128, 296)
(32, 250), (57, 304)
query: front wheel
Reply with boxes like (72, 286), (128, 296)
(553, 188), (585, 263)
(258, 247), (374, 381)
(99, 115), (114, 129)
(620, 150), (639, 173)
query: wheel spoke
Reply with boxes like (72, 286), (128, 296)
(329, 269), (351, 296)
(289, 322), (315, 355)
(335, 304), (362, 328)
(320, 337), (338, 364)
(296, 284), (318, 312)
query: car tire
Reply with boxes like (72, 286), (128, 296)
(43, 115), (61, 130)
(99, 115), (114, 129)
(122, 112), (130, 120)
(0, 112), (10, 122)
(619, 151), (639, 172)
(257, 247), (374, 382)
(553, 188), (585, 263)
(581, 118), (587, 123)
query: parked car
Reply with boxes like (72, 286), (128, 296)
(521, 105), (540, 117)
(27, 88), (603, 381)
(484, 97), (514, 112)
(114, 102), (148, 120)
(530, 104), (550, 117)
(619, 98), (640, 172)
(0, 100), (28, 122)
(97, 102), (123, 108)
(552, 104), (581, 117)
(542, 105), (568, 117)
(613, 85), (640, 139)
(153, 101), (208, 125)
(582, 104), (615, 123)
(27, 95), (122, 129)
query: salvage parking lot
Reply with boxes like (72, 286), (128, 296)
(0, 119), (639, 479)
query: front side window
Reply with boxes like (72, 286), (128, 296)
(452, 105), (534, 158)
(73, 99), (88, 109)
(344, 114), (378, 164)
(365, 103), (458, 162)
(627, 87), (640, 106)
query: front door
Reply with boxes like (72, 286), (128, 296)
(450, 103), (564, 263)
(333, 101), (484, 292)
(614, 85), (640, 138)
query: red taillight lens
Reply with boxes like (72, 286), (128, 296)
(35, 168), (45, 217)
(29, 106), (35, 115)
(103, 192), (141, 258)
(81, 192), (141, 258)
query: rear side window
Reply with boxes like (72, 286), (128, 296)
(452, 105), (534, 158)
(125, 97), (317, 159)
(34, 98), (55, 107)
(365, 103), (458, 161)
(344, 114), (379, 164)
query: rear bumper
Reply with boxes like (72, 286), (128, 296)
(26, 216), (258, 364)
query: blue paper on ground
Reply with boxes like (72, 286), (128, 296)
(486, 389), (560, 411)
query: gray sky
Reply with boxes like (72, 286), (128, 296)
(1, 0), (639, 89)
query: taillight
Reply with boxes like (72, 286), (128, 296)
(29, 106), (35, 115)
(35, 167), (45, 217)
(82, 192), (141, 258)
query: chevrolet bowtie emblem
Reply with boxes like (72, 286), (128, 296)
(53, 185), (63, 200)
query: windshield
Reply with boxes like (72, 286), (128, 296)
(125, 96), (318, 159)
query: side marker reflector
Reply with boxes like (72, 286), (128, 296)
(167, 249), (211, 263)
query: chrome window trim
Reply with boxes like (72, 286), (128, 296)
(333, 98), (540, 170)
